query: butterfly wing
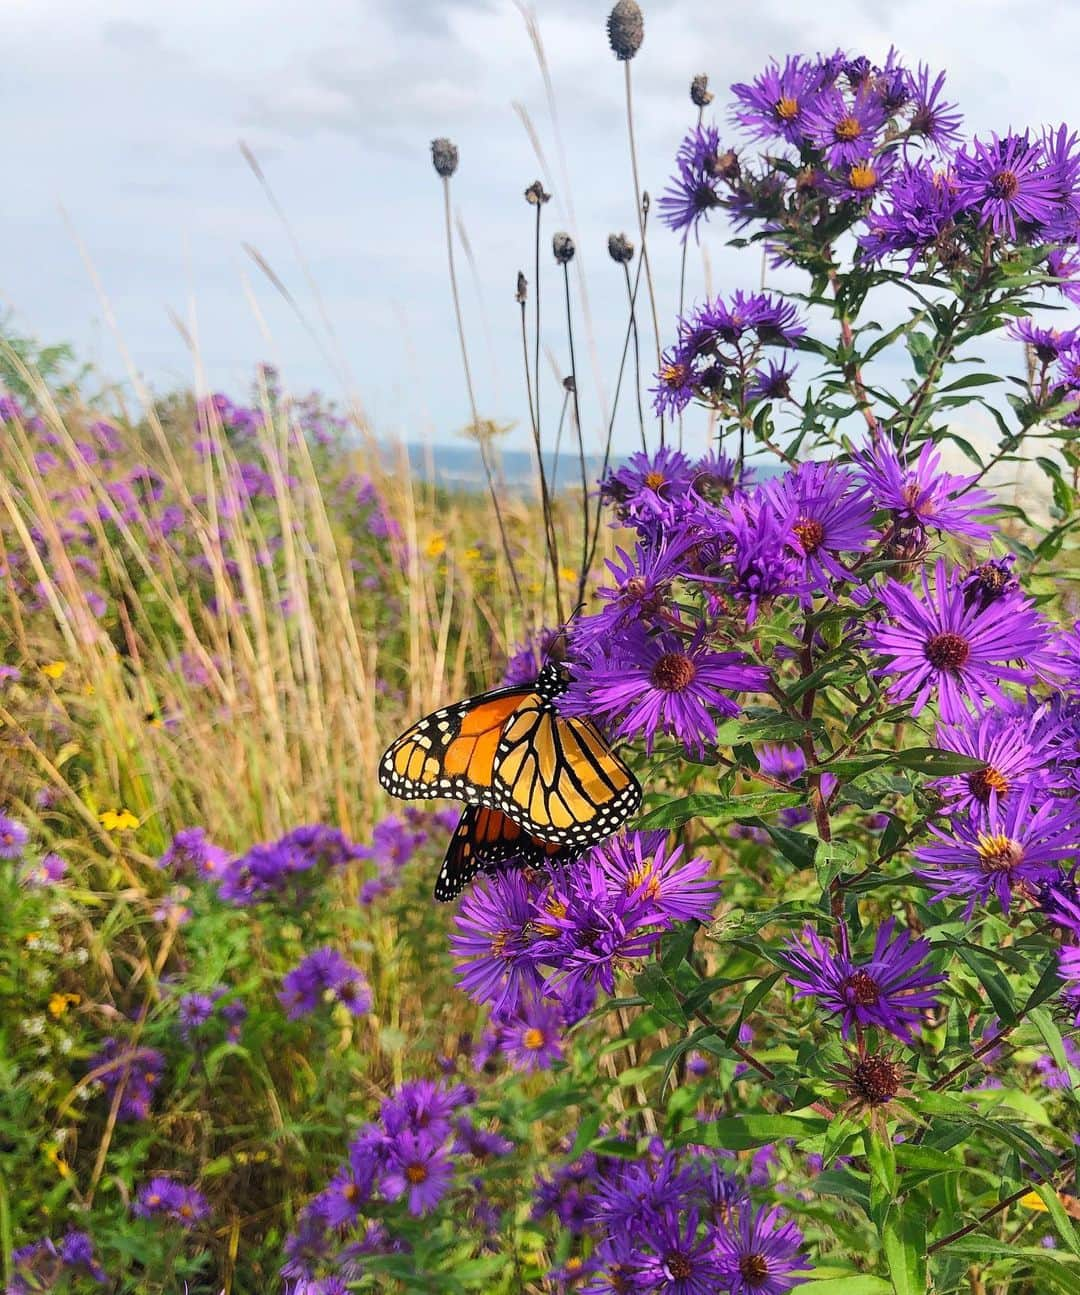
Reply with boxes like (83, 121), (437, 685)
(433, 805), (578, 903)
(378, 683), (534, 804)
(491, 701), (642, 847)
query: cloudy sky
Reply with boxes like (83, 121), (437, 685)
(5, 0), (1080, 454)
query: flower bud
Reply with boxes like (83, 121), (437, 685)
(607, 233), (635, 263)
(606, 0), (643, 60)
(690, 74), (713, 107)
(552, 231), (576, 264)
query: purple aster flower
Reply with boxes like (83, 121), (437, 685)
(652, 346), (700, 417)
(531, 860), (661, 998)
(694, 291), (806, 348)
(501, 627), (564, 686)
(905, 65), (962, 151)
(58, 1230), (106, 1283)
(691, 450), (750, 503)
(804, 84), (888, 166)
(933, 703), (1055, 815)
(955, 133), (1061, 239)
(450, 871), (546, 1014)
(452, 1115), (513, 1159)
(762, 461), (874, 590)
(561, 624), (767, 756)
(633, 1209), (725, 1295)
(859, 160), (963, 268)
(591, 1150), (700, 1233)
(380, 1078), (473, 1139)
(915, 784), (1080, 914)
(177, 993), (215, 1042)
(658, 124), (730, 240)
(747, 356), (797, 401)
(498, 995), (565, 1071)
(380, 1130), (454, 1216)
(595, 831), (720, 923)
(600, 447), (697, 525)
(850, 437), (995, 541)
(23, 852), (66, 886)
(134, 1178), (210, 1228)
(311, 1160), (374, 1228)
(0, 814), (29, 859)
(759, 744), (806, 782)
(1009, 319), (1079, 363)
(716, 492), (811, 623)
(159, 826), (228, 879)
(572, 536), (696, 651)
(279, 947), (372, 1020)
(88, 1039), (164, 1121)
(714, 1204), (808, 1295)
(826, 154), (895, 203)
(867, 560), (1053, 721)
(1034, 1037), (1080, 1089)
(730, 56), (825, 148)
(783, 918), (944, 1042)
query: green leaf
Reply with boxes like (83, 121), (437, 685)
(633, 964), (688, 1028)
(637, 791), (805, 830)
(1035, 1184), (1080, 1262)
(892, 747), (987, 775)
(881, 1210), (926, 1295)
(801, 1280), (893, 1295)
(816, 840), (859, 889)
(761, 822), (819, 870)
(677, 1114), (827, 1151)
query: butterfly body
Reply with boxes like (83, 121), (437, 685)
(379, 663), (641, 898)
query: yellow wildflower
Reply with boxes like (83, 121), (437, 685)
(40, 661), (67, 680)
(48, 992), (80, 1019)
(425, 534), (447, 558)
(98, 808), (139, 832)
(45, 1145), (71, 1178)
(559, 567), (577, 583)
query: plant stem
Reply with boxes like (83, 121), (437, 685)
(441, 175), (522, 603)
(624, 62), (662, 375)
(562, 262), (591, 615)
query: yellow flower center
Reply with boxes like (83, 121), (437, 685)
(644, 470), (667, 490)
(975, 832), (1024, 873)
(835, 115), (862, 141)
(523, 1027), (546, 1050)
(406, 1163), (429, 1185)
(775, 96), (799, 120)
(848, 162), (878, 191)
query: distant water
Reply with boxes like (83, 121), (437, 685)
(400, 442), (778, 491)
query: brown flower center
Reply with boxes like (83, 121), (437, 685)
(967, 766), (1009, 803)
(976, 832), (1024, 873)
(848, 1051), (904, 1105)
(651, 652), (696, 692)
(991, 169), (1019, 200)
(344, 1182), (360, 1202)
(793, 517), (825, 554)
(644, 470), (667, 490)
(843, 969), (880, 1006)
(925, 631), (970, 671)
(406, 1163), (429, 1185)
(738, 1252), (770, 1285)
(835, 115), (862, 141)
(775, 96), (799, 121)
(667, 1253), (694, 1280)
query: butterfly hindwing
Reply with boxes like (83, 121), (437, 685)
(433, 805), (579, 903)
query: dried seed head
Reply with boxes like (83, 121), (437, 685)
(607, 0), (644, 60)
(563, 375), (576, 393)
(690, 74), (713, 107)
(838, 1049), (907, 1110)
(607, 232), (635, 263)
(516, 271), (528, 304)
(524, 179), (551, 205)
(430, 138), (459, 178)
(552, 231), (576, 264)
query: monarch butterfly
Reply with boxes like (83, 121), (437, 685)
(379, 662), (641, 894)
(434, 804), (579, 902)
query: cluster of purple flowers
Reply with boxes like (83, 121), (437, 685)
(651, 290), (805, 418)
(279, 947), (373, 1020)
(176, 985), (247, 1045)
(133, 1177), (211, 1229)
(180, 824), (366, 906)
(9, 1231), (106, 1291)
(451, 832), (718, 1049)
(356, 808), (454, 904)
(534, 1136), (807, 1294)
(87, 1038), (165, 1122)
(0, 813), (30, 859)
(660, 47), (1080, 296)
(281, 1079), (512, 1292)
